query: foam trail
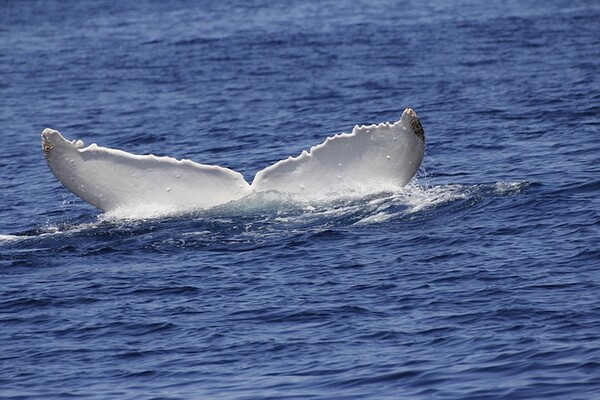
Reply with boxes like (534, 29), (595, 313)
(42, 108), (425, 217)
(0, 234), (22, 243)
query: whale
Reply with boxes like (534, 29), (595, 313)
(42, 108), (425, 215)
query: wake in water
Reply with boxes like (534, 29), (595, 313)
(41, 109), (425, 218)
(0, 181), (531, 245)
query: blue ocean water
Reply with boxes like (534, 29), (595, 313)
(1, 0), (599, 398)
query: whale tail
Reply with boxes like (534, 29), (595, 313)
(42, 108), (425, 215)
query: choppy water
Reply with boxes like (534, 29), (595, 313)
(1, 0), (599, 398)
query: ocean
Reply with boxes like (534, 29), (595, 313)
(1, 0), (599, 398)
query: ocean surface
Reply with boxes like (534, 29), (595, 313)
(1, 0), (599, 398)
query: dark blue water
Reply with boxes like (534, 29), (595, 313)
(1, 0), (599, 398)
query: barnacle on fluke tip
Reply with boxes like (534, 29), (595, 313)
(406, 108), (425, 143)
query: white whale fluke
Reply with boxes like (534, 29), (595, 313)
(42, 108), (425, 216)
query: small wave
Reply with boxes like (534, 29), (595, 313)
(172, 37), (219, 46)
(352, 183), (468, 225)
(0, 234), (22, 243)
(353, 180), (531, 225)
(493, 181), (531, 195)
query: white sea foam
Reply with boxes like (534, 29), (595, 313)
(0, 220), (108, 244)
(352, 181), (469, 225)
